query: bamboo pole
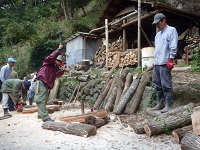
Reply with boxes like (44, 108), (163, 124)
(138, 0), (141, 67)
(123, 20), (126, 52)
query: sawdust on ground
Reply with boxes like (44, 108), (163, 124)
(0, 105), (181, 150)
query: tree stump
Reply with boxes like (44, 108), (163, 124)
(172, 125), (192, 143)
(42, 122), (96, 138)
(181, 132), (200, 150)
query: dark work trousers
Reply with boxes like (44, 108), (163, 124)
(152, 65), (173, 93)
(0, 80), (2, 102)
(8, 96), (15, 111)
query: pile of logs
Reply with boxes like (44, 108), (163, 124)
(93, 68), (152, 114)
(94, 39), (138, 68)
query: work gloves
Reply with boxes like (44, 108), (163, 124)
(167, 58), (174, 70)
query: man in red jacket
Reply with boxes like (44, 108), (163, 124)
(34, 44), (69, 122)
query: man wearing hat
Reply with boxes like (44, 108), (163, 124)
(0, 57), (16, 112)
(151, 13), (178, 113)
(34, 44), (70, 122)
(1, 79), (31, 118)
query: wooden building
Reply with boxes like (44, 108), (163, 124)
(90, 0), (200, 65)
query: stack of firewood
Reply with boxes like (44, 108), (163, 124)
(108, 49), (138, 68)
(183, 35), (200, 61)
(94, 39), (138, 68)
(93, 68), (152, 114)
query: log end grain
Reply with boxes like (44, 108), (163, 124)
(172, 131), (181, 144)
(144, 124), (152, 137)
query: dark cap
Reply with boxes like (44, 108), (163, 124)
(152, 13), (166, 24)
(23, 81), (31, 91)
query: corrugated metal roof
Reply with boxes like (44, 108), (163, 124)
(64, 32), (98, 43)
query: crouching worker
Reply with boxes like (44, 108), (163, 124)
(34, 44), (70, 123)
(1, 79), (31, 118)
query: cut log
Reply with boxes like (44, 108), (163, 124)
(129, 73), (151, 114)
(60, 110), (108, 123)
(114, 75), (124, 108)
(172, 125), (193, 143)
(120, 69), (129, 82)
(181, 132), (200, 150)
(114, 76), (140, 115)
(49, 78), (60, 101)
(191, 110), (200, 135)
(144, 109), (192, 137)
(69, 82), (79, 103)
(42, 122), (96, 138)
(131, 121), (147, 134)
(93, 79), (113, 110)
(120, 73), (133, 98)
(85, 116), (108, 128)
(104, 86), (117, 112)
(22, 105), (60, 114)
(102, 76), (117, 109)
(76, 75), (89, 82)
(146, 103), (195, 117)
(106, 53), (121, 80)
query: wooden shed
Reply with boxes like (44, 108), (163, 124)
(90, 0), (200, 66)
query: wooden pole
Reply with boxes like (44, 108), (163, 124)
(105, 19), (109, 68)
(137, 0), (141, 67)
(123, 20), (126, 52)
(185, 46), (189, 65)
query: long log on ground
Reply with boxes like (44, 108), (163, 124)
(129, 73), (151, 114)
(113, 76), (140, 115)
(181, 132), (200, 150)
(42, 122), (96, 138)
(146, 103), (195, 117)
(104, 86), (117, 112)
(85, 116), (108, 128)
(172, 125), (193, 144)
(60, 110), (108, 123)
(144, 109), (192, 137)
(191, 110), (200, 135)
(120, 73), (133, 98)
(93, 79), (113, 110)
(22, 105), (60, 114)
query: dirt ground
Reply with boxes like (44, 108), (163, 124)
(0, 106), (181, 150)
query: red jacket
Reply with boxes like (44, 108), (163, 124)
(35, 50), (64, 89)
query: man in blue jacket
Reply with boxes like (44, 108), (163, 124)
(151, 13), (178, 113)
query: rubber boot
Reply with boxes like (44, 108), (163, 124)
(160, 92), (173, 113)
(4, 108), (12, 118)
(29, 101), (33, 106)
(152, 91), (164, 110)
(43, 118), (54, 122)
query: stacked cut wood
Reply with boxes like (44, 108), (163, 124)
(94, 39), (138, 68)
(108, 49), (138, 68)
(93, 68), (152, 114)
(183, 35), (200, 60)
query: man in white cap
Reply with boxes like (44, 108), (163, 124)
(151, 13), (178, 113)
(0, 58), (16, 103)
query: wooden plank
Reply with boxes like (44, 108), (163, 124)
(59, 110), (108, 123)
